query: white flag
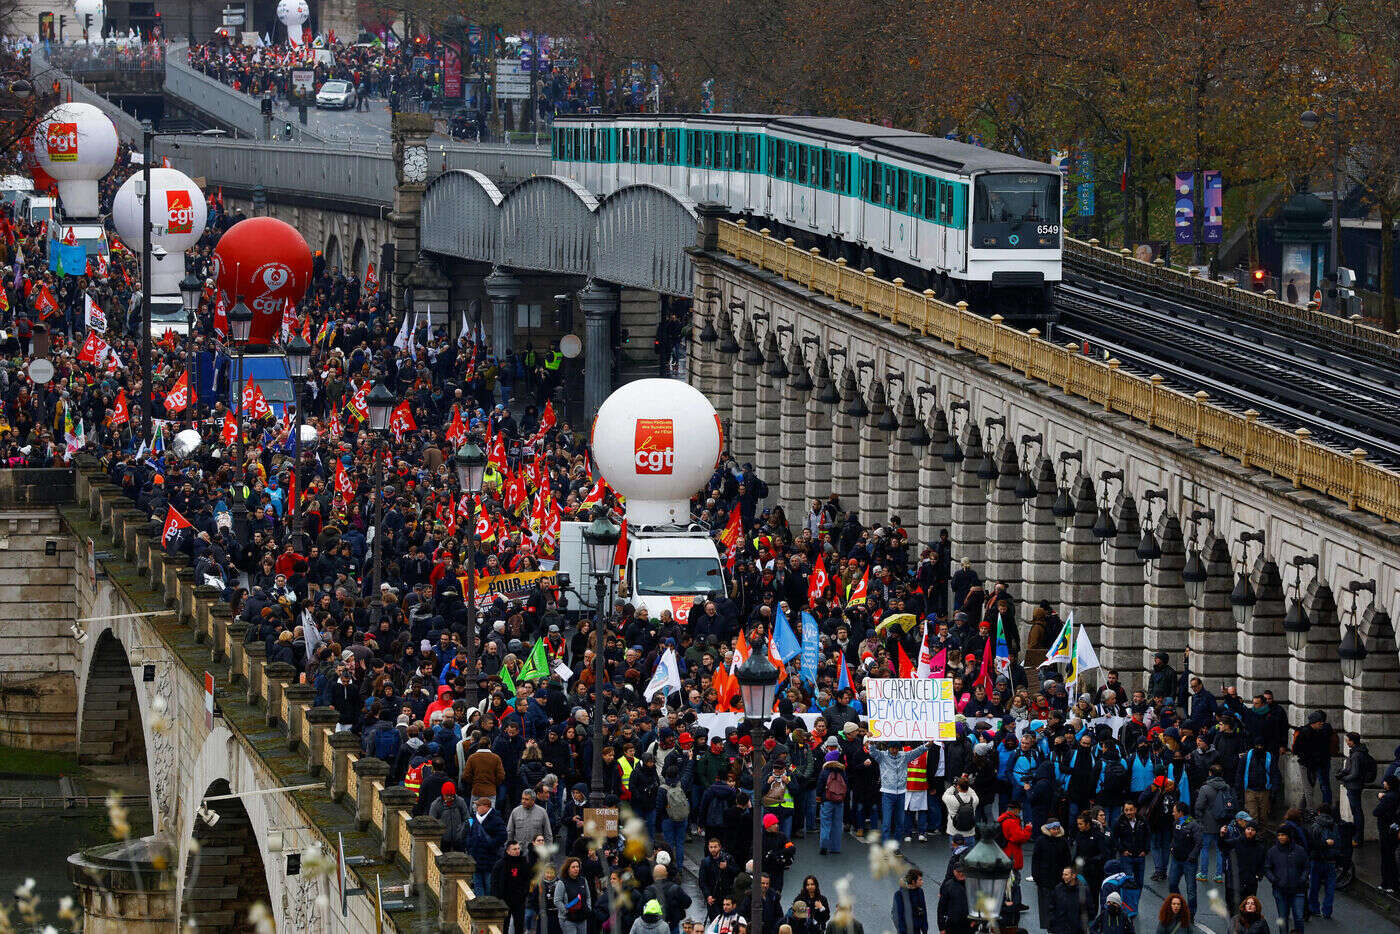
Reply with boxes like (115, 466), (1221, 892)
(1039, 612), (1074, 667)
(644, 648), (682, 701)
(84, 294), (107, 332)
(393, 312), (411, 351)
(1069, 624), (1101, 682)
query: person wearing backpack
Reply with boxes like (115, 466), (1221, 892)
(941, 773), (980, 848)
(659, 764), (691, 870)
(817, 749), (848, 855)
(1336, 732), (1375, 844)
(1192, 764), (1236, 883)
(364, 714), (402, 766)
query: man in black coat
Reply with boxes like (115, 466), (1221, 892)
(491, 839), (532, 934)
(937, 861), (973, 934)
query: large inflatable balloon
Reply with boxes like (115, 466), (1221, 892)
(111, 168), (207, 295)
(73, 0), (104, 39)
(591, 379), (724, 526)
(211, 217), (312, 345)
(277, 0), (310, 46)
(31, 102), (117, 218)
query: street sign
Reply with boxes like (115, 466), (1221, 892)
(27, 358), (53, 384)
(203, 671), (214, 730)
(291, 69), (314, 93)
(495, 59), (530, 99)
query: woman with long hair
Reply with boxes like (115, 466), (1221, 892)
(1228, 895), (1267, 934)
(796, 874), (830, 927)
(1154, 894), (1191, 934)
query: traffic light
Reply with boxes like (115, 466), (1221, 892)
(283, 122), (294, 139)
(552, 294), (572, 331)
(261, 97), (274, 116)
(1250, 268), (1267, 292)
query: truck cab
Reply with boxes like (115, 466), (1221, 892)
(621, 530), (726, 625)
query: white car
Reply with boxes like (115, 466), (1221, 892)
(315, 80), (356, 110)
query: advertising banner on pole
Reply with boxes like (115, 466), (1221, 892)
(1203, 170), (1223, 243)
(1173, 172), (1196, 245)
(863, 678), (957, 742)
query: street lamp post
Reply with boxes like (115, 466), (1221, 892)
(581, 512), (622, 934)
(454, 441), (487, 705)
(960, 822), (1014, 929)
(735, 634), (780, 934)
(139, 122), (154, 448)
(366, 382), (396, 593)
(284, 333), (311, 546)
(227, 296), (253, 544)
(179, 272), (201, 430)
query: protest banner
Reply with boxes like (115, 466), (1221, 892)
(863, 678), (958, 742)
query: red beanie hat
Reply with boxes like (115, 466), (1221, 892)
(442, 782), (457, 796)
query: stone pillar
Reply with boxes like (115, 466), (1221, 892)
(1059, 472), (1101, 641)
(917, 409), (953, 551)
(1100, 494), (1145, 673)
(857, 384), (889, 525)
(729, 318), (759, 466)
(689, 282), (721, 400)
(437, 852), (477, 930)
(984, 439), (1022, 593)
(263, 662), (296, 728)
(244, 643), (267, 705)
(1290, 578), (1343, 721)
(1021, 456), (1060, 625)
(354, 757), (391, 830)
(485, 269), (521, 362)
(753, 330), (783, 497)
(1239, 558), (1287, 698)
(709, 308), (737, 433)
(886, 394), (919, 535)
(578, 282), (619, 420)
(329, 731), (362, 802)
(778, 342), (810, 518)
(1344, 602), (1400, 835)
(379, 786), (417, 863)
(408, 816), (445, 896)
(805, 355), (836, 504)
(67, 837), (175, 934)
(1142, 513), (1190, 687)
(829, 368), (861, 509)
(448, 266), (486, 343)
(225, 622), (248, 683)
(1187, 536), (1235, 682)
(305, 707), (340, 776)
(950, 423), (987, 574)
(284, 683), (315, 752)
(389, 112), (435, 316)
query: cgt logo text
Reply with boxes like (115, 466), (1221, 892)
(46, 122), (78, 162)
(166, 190), (194, 235)
(633, 418), (675, 474)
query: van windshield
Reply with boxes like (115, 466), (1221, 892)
(633, 557), (725, 596)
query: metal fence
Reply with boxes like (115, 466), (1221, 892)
(163, 43), (326, 143)
(30, 47), (144, 144)
(154, 136), (550, 207)
(43, 44), (165, 81)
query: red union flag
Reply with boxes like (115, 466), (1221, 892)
(808, 553), (828, 604)
(33, 283), (59, 317)
(166, 189), (195, 235)
(219, 410), (237, 447)
(108, 389), (129, 427)
(445, 405), (467, 445)
(241, 375), (272, 419)
(634, 418), (675, 475)
(718, 504), (743, 570)
(75, 330), (109, 364)
(163, 370), (190, 412)
(161, 504), (192, 548)
(46, 121), (78, 162)
(389, 400), (416, 441)
(346, 381), (370, 423)
(364, 262), (378, 295)
(334, 458), (354, 499)
(212, 295), (228, 340)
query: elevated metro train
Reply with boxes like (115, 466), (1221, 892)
(551, 114), (1062, 321)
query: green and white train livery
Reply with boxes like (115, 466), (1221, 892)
(551, 114), (1061, 320)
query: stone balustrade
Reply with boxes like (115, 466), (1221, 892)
(68, 457), (509, 934)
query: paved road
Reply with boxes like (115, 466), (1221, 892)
(682, 828), (1391, 933)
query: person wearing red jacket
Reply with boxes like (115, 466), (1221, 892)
(998, 800), (1034, 928)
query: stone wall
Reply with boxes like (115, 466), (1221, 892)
(691, 242), (1400, 835)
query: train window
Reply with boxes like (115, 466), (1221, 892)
(797, 145), (808, 184)
(820, 151), (832, 190)
(942, 183), (954, 224)
(897, 170), (909, 212)
(834, 153), (846, 192)
(620, 130), (630, 162)
(774, 141), (785, 177)
(810, 151), (820, 187)
(883, 166), (895, 206)
(858, 160), (868, 201)
(911, 176), (923, 216)
(722, 133), (733, 170)
(701, 132), (711, 168)
(664, 129), (675, 164)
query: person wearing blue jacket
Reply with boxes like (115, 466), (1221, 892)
(462, 794), (508, 895)
(1126, 742), (1158, 796)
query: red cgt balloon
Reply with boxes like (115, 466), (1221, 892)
(211, 217), (312, 345)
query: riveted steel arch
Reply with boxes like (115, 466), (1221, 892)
(592, 184), (697, 297)
(497, 175), (598, 276)
(420, 169), (503, 263)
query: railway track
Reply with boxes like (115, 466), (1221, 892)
(1053, 277), (1400, 466)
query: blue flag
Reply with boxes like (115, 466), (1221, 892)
(799, 611), (820, 688)
(836, 652), (852, 692)
(774, 604), (802, 662)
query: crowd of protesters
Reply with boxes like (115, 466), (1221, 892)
(0, 140), (1397, 934)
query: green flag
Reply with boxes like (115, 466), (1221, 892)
(500, 663), (516, 698)
(517, 637), (550, 682)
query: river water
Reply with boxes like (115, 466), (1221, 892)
(0, 777), (152, 927)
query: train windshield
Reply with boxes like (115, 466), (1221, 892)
(972, 173), (1060, 249)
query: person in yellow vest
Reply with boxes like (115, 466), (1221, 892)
(618, 741), (639, 803)
(904, 743), (938, 842)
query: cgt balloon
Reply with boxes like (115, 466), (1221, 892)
(211, 217), (312, 345)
